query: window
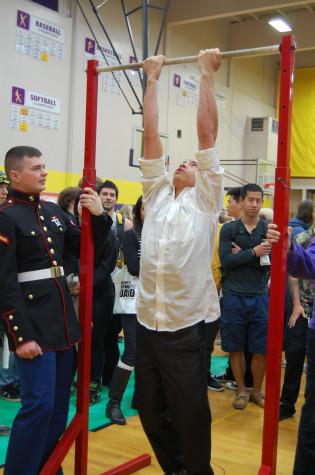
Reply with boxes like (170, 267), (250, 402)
(30, 0), (59, 12)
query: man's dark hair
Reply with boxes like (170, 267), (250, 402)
(5, 146), (42, 176)
(57, 187), (81, 212)
(98, 180), (119, 199)
(297, 199), (314, 226)
(226, 187), (242, 203)
(241, 183), (264, 200)
(133, 195), (143, 238)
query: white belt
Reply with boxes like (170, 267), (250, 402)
(18, 266), (64, 283)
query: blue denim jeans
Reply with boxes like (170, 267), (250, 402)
(0, 354), (19, 387)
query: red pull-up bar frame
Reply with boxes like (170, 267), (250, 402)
(39, 59), (151, 475)
(258, 33), (295, 475)
(39, 35), (295, 475)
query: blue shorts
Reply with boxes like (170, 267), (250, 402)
(221, 292), (269, 354)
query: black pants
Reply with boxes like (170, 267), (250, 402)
(120, 315), (137, 367)
(135, 321), (213, 475)
(294, 328), (315, 474)
(281, 316), (308, 410)
(90, 294), (114, 383)
(102, 315), (122, 385)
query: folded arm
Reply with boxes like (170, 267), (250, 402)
(219, 223), (256, 270)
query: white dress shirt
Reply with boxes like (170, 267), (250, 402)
(137, 147), (224, 332)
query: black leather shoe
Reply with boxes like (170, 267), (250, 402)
(106, 401), (126, 425)
(279, 404), (295, 421)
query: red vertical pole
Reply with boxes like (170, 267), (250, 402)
(75, 59), (99, 475)
(258, 34), (295, 475)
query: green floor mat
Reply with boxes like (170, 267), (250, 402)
(0, 354), (228, 466)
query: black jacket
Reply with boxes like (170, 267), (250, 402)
(123, 229), (141, 277)
(0, 189), (112, 351)
(93, 229), (118, 296)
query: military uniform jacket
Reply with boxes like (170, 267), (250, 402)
(0, 189), (112, 351)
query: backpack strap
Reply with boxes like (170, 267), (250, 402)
(115, 211), (125, 268)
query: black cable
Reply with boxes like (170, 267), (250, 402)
(88, 0), (143, 112)
(224, 170), (249, 185)
(75, 0), (140, 114)
(120, 0), (143, 89)
(154, 0), (170, 55)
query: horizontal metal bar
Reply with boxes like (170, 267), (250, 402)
(97, 44), (280, 73)
(149, 4), (165, 10)
(126, 5), (142, 15)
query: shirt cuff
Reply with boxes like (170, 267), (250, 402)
(139, 157), (166, 178)
(195, 147), (220, 170)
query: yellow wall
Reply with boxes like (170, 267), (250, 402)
(0, 166), (142, 205)
(291, 68), (315, 177)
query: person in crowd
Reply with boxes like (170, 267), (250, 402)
(78, 175), (103, 189)
(279, 224), (314, 420)
(259, 207), (274, 223)
(276, 200), (314, 420)
(0, 354), (20, 402)
(218, 208), (233, 224)
(0, 146), (112, 475)
(98, 180), (133, 387)
(77, 186), (118, 404)
(213, 186), (254, 393)
(0, 171), (9, 205)
(226, 186), (242, 219)
(267, 222), (315, 474)
(135, 50), (223, 475)
(57, 187), (81, 309)
(289, 199), (314, 238)
(219, 183), (271, 410)
(206, 224), (224, 393)
(119, 204), (134, 222)
(57, 186), (80, 219)
(106, 195), (144, 424)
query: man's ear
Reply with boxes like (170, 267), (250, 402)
(9, 170), (19, 182)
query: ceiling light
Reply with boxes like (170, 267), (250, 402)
(268, 18), (292, 32)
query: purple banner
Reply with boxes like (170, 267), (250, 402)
(85, 38), (95, 55)
(17, 10), (30, 30)
(12, 87), (25, 105)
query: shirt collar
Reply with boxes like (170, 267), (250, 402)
(8, 188), (40, 205)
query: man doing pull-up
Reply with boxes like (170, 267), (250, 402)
(135, 50), (224, 475)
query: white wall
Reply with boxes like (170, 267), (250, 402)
(166, 20), (277, 187)
(0, 0), (279, 195)
(0, 0), (73, 174)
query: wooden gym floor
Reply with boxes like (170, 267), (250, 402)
(1, 350), (303, 474)
(62, 349), (303, 475)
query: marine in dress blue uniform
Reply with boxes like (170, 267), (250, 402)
(0, 147), (112, 475)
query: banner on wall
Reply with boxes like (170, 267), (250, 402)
(173, 72), (227, 111)
(10, 86), (61, 132)
(84, 37), (142, 93)
(16, 9), (65, 61)
(290, 68), (315, 177)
